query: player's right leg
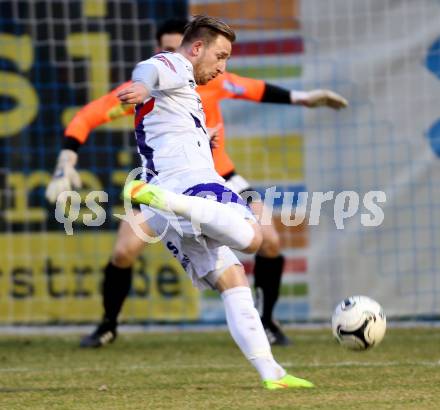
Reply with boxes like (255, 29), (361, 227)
(139, 197), (312, 389)
(80, 209), (153, 348)
(250, 200), (291, 346)
(124, 180), (262, 253)
(212, 264), (313, 389)
(224, 173), (291, 346)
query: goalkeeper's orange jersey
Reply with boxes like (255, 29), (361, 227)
(65, 72), (266, 177)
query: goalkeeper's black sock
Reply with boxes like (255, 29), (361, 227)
(102, 262), (133, 327)
(254, 254), (285, 327)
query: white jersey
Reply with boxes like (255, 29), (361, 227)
(132, 52), (223, 192)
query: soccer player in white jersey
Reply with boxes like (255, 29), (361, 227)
(118, 15), (314, 390)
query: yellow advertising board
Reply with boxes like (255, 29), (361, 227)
(0, 233), (199, 323)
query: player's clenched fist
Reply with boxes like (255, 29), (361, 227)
(117, 82), (150, 104)
(291, 89), (348, 110)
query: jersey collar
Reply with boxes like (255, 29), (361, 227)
(175, 52), (194, 73)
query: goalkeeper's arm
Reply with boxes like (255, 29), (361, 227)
(223, 72), (348, 109)
(45, 83), (134, 203)
(261, 83), (348, 109)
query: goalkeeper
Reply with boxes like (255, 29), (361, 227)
(46, 19), (347, 348)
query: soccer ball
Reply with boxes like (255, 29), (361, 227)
(332, 295), (386, 350)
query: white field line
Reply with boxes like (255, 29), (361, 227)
(1, 321), (440, 335)
(1, 360), (439, 375)
(1, 333), (440, 343)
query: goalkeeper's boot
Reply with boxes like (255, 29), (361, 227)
(263, 374), (315, 390)
(123, 180), (167, 211)
(264, 321), (292, 346)
(80, 319), (117, 348)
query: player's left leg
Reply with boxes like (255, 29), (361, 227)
(250, 200), (291, 346)
(212, 264), (313, 389)
(124, 180), (262, 253)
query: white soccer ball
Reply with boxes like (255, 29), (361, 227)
(332, 295), (386, 350)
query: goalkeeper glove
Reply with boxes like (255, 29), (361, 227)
(45, 149), (81, 203)
(291, 90), (348, 109)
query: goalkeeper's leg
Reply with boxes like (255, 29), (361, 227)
(80, 208), (152, 348)
(216, 264), (313, 389)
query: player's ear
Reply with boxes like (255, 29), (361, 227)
(191, 40), (204, 57)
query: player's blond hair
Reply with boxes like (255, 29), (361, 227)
(182, 15), (236, 45)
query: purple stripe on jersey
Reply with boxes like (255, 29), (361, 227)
(190, 113), (207, 134)
(135, 102), (157, 181)
(182, 183), (248, 208)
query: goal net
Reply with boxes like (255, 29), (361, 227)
(1, 0), (439, 324)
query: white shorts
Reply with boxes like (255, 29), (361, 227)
(142, 181), (254, 290)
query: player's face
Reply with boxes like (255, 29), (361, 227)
(193, 35), (231, 85)
(157, 33), (184, 52)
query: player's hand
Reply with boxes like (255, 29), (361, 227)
(45, 149), (81, 203)
(291, 90), (348, 110)
(117, 82), (149, 104)
(208, 123), (223, 148)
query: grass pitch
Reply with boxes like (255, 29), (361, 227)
(0, 327), (439, 409)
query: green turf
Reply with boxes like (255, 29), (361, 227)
(0, 328), (439, 409)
